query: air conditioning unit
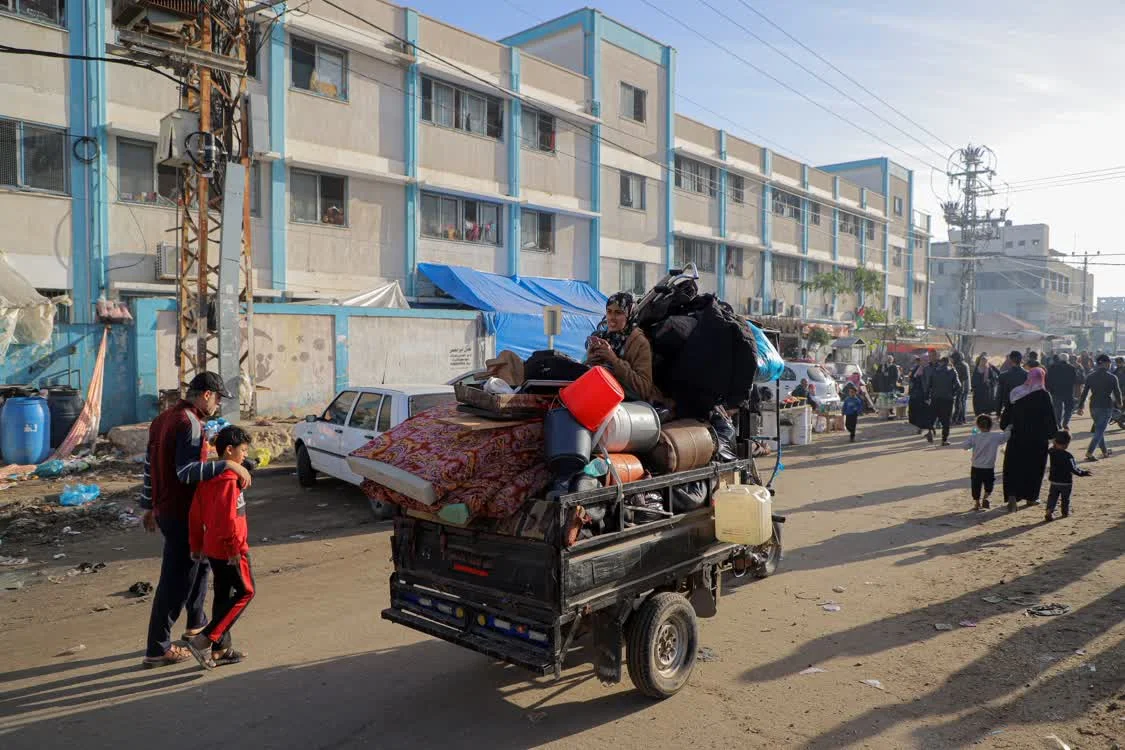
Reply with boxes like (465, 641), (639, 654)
(156, 242), (179, 281)
(112, 0), (199, 36)
(772, 299), (785, 315)
(791, 304), (804, 319)
(749, 297), (763, 315)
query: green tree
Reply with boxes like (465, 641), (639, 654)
(802, 266), (885, 299)
(800, 270), (849, 297)
(806, 326), (833, 350)
(895, 319), (919, 338)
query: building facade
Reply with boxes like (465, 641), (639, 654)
(930, 223), (1093, 333)
(1, 0), (930, 330)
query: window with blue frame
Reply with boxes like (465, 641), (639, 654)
(0, 0), (65, 26)
(0, 117), (68, 194)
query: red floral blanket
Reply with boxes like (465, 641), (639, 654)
(354, 404), (550, 519)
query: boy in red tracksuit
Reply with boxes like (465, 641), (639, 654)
(187, 426), (255, 669)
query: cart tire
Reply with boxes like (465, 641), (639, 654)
(626, 592), (699, 699)
(296, 444), (318, 488)
(752, 520), (783, 578)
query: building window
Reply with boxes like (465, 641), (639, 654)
(620, 260), (646, 296)
(937, 262), (945, 275)
(620, 82), (646, 123)
(893, 246), (904, 268)
(1018, 239), (1026, 246)
(249, 162), (262, 217)
(839, 212), (860, 237)
(117, 138), (180, 205)
(619, 172), (646, 210)
(772, 255), (801, 283)
(520, 108), (555, 152)
(810, 202), (821, 225)
(421, 77), (503, 139)
(913, 281), (925, 295)
(291, 37), (348, 100)
(726, 247), (744, 276)
(674, 156), (717, 196)
(1, 0), (64, 25)
(521, 210), (554, 253)
(772, 190), (801, 220)
(893, 196), (903, 216)
(729, 174), (745, 204)
(0, 118), (68, 194)
(865, 219), (876, 241)
(1004, 241), (1013, 248)
(674, 237), (716, 272)
(246, 24), (262, 79)
(421, 192), (501, 244)
(291, 169), (347, 225)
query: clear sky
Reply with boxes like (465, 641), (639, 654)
(406, 0), (1125, 297)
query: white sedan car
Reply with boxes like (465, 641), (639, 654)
(778, 362), (842, 407)
(294, 385), (456, 491)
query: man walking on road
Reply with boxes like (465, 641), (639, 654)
(996, 350), (1029, 416)
(951, 351), (971, 425)
(928, 356), (961, 445)
(1047, 353), (1080, 429)
(140, 372), (252, 667)
(1076, 354), (1122, 462)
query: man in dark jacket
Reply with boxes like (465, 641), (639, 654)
(996, 350), (1029, 414)
(877, 355), (900, 420)
(950, 351), (971, 425)
(928, 356), (961, 445)
(1077, 354), (1123, 461)
(1046, 353), (1080, 429)
(140, 372), (252, 668)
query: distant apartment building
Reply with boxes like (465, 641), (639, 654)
(929, 223), (1093, 333)
(1, 0), (929, 329)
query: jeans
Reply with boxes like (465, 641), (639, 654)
(845, 413), (858, 438)
(1052, 393), (1074, 428)
(145, 516), (210, 657)
(1087, 407), (1112, 457)
(953, 394), (968, 424)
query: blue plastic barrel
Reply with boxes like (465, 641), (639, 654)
(1, 396), (51, 465)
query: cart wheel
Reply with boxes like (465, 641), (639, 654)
(626, 592), (699, 699)
(752, 520), (783, 578)
(296, 444), (318, 488)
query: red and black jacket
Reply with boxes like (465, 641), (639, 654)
(189, 470), (249, 560)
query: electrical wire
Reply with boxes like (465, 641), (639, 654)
(1003, 164), (1125, 187)
(0, 43), (193, 90)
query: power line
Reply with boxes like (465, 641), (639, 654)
(0, 43), (192, 89)
(1004, 164), (1125, 187)
(730, 0), (957, 153)
(635, 0), (949, 175)
(694, 0), (950, 162)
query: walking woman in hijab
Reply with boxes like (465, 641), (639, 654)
(1000, 367), (1057, 513)
(907, 355), (933, 436)
(972, 353), (1000, 415)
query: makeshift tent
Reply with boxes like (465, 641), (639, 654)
(417, 263), (606, 359)
(0, 252), (66, 358)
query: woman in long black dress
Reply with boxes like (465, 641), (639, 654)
(1000, 367), (1057, 512)
(971, 354), (999, 415)
(907, 356), (932, 434)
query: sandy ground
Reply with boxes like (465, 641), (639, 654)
(0, 415), (1122, 750)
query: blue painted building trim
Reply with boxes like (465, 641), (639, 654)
(882, 159), (892, 311)
(602, 15), (665, 64)
(817, 157), (887, 173)
(906, 168), (915, 321)
(800, 164), (809, 312)
(334, 312), (349, 392)
(499, 9), (589, 46)
(663, 45), (675, 272)
(760, 148), (773, 307)
(831, 177), (839, 312)
(507, 46), (522, 277)
(717, 130), (727, 300)
(858, 188), (867, 307)
(584, 10), (602, 288)
(404, 9), (420, 296)
(268, 14), (288, 294)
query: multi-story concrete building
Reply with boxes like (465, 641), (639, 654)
(929, 223), (1093, 333)
(1, 0), (930, 325)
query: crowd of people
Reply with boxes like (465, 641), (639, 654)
(866, 348), (1122, 519)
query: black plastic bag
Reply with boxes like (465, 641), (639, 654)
(709, 406), (738, 462)
(671, 478), (715, 513)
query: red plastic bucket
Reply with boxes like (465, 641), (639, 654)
(559, 366), (625, 431)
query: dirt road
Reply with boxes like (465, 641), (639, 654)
(1, 416), (1122, 749)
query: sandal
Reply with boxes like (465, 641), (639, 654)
(211, 648), (247, 666)
(181, 627), (206, 640)
(141, 645), (192, 669)
(185, 634), (217, 670)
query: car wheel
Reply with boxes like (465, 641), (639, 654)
(296, 444), (317, 487)
(625, 592), (699, 699)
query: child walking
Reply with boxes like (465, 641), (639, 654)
(187, 426), (256, 669)
(1045, 430), (1091, 522)
(841, 384), (864, 442)
(962, 414), (1008, 510)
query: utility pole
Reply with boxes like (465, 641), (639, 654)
(941, 144), (1005, 355)
(110, 1), (256, 415)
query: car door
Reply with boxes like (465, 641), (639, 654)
(779, 366), (798, 399)
(337, 391), (386, 485)
(308, 390), (358, 476)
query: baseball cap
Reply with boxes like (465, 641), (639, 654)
(1096, 353), (1111, 364)
(188, 371), (234, 399)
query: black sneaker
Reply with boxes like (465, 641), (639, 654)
(1044, 513), (1054, 523)
(1061, 511), (1069, 518)
(982, 499), (991, 509)
(1026, 499), (1041, 506)
(942, 440), (951, 446)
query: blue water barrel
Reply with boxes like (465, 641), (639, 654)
(1, 396), (51, 465)
(47, 387), (85, 449)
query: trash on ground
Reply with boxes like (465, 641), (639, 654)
(697, 647), (720, 662)
(1044, 735), (1072, 750)
(61, 526), (81, 535)
(860, 679), (885, 691)
(6, 581), (24, 590)
(822, 603), (842, 612)
(526, 711), (547, 724)
(59, 484), (101, 506)
(249, 447), (272, 468)
(832, 585), (847, 593)
(316, 503), (328, 508)
(128, 581), (153, 597)
(799, 666), (828, 675)
(934, 623), (953, 631)
(1027, 603), (1071, 617)
(92, 603), (111, 612)
(58, 644), (87, 656)
(1088, 664), (1096, 672)
(112, 547), (126, 552)
(959, 620), (978, 628)
(981, 595), (1004, 604)
(47, 575), (65, 584)
(289, 534), (307, 540)
(1075, 649), (1086, 656)
(988, 729), (1005, 735)
(52, 553), (67, 560)
(0, 555), (29, 566)
(794, 592), (820, 600)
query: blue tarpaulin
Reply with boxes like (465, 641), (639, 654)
(418, 263), (606, 360)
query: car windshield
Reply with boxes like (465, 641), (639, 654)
(806, 366), (832, 383)
(409, 393), (456, 417)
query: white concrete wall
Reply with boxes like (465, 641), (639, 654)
(347, 315), (489, 385)
(514, 27), (585, 75)
(519, 214), (590, 280)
